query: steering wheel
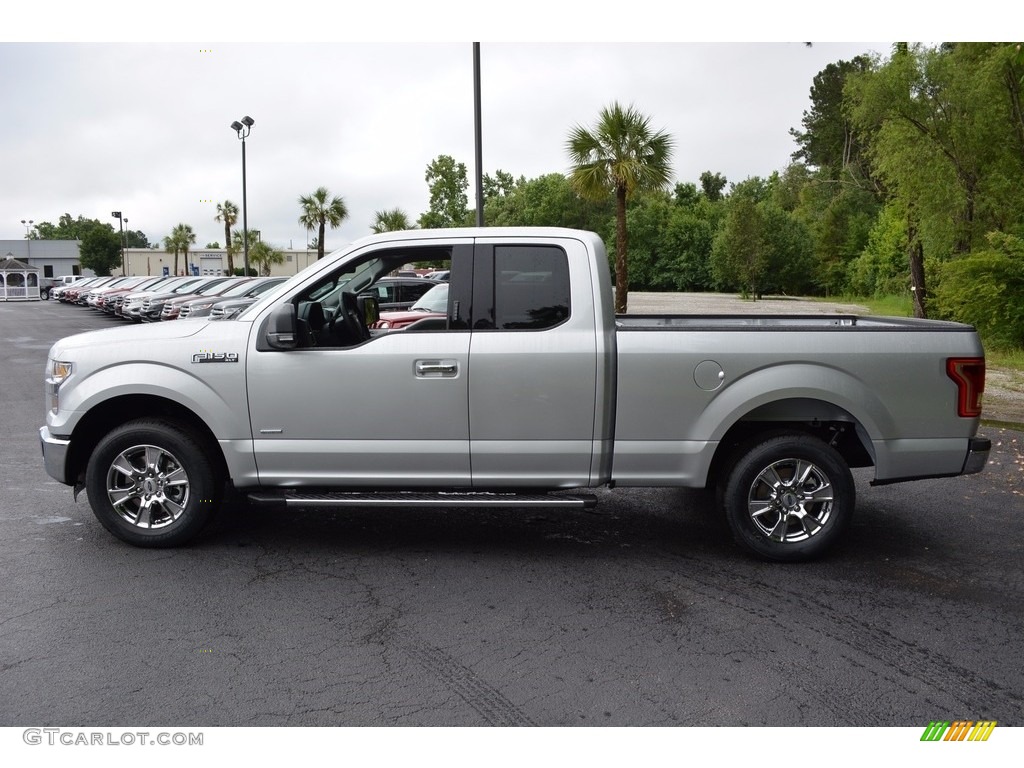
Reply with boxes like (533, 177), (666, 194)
(329, 291), (369, 345)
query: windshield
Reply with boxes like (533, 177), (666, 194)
(410, 282), (448, 312)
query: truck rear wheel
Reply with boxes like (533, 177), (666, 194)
(85, 419), (222, 547)
(721, 433), (854, 562)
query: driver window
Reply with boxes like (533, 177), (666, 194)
(293, 246), (455, 348)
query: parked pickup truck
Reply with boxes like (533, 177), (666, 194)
(41, 274), (86, 300)
(39, 228), (990, 561)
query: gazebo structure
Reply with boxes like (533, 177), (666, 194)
(0, 254), (41, 301)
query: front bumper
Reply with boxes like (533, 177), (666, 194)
(39, 426), (72, 485)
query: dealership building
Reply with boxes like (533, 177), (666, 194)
(0, 239), (89, 278)
(0, 239), (323, 279)
(118, 246), (322, 278)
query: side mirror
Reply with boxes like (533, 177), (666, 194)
(265, 303), (297, 349)
(358, 295), (379, 326)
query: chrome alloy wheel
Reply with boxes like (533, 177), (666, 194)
(105, 444), (191, 529)
(746, 458), (834, 543)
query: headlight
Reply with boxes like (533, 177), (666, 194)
(45, 359), (73, 415)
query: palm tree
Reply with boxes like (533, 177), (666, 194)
(215, 201), (239, 275)
(230, 231), (257, 275)
(371, 208), (413, 234)
(566, 102), (674, 313)
(249, 240), (285, 276)
(298, 187), (349, 260)
(162, 232), (181, 276)
(173, 223), (197, 275)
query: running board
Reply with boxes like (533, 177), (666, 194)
(245, 490), (598, 510)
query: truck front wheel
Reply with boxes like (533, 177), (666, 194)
(85, 419), (222, 547)
(721, 434), (854, 562)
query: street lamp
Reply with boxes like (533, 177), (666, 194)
(112, 211), (126, 274)
(231, 115), (254, 277)
(20, 219), (33, 262)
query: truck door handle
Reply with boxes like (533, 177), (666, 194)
(415, 360), (459, 378)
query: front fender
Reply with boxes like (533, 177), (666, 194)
(51, 358), (251, 441)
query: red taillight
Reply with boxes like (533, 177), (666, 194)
(946, 357), (986, 418)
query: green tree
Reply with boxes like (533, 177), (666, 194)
(371, 208), (413, 233)
(783, 162), (879, 296)
(711, 196), (765, 297)
(484, 173), (613, 235)
(249, 240), (286, 277)
(759, 203), (816, 295)
(673, 182), (702, 207)
(177, 223), (197, 275)
(78, 226), (122, 275)
(934, 232), (1024, 349)
(657, 198), (720, 291)
(418, 155), (469, 229)
(163, 233), (181, 276)
(33, 213), (152, 248)
(709, 178), (814, 299)
(215, 200), (239, 274)
(124, 229), (150, 248)
(846, 43), (1024, 316)
(699, 171), (728, 202)
(230, 231), (258, 275)
(482, 170), (515, 200)
(299, 187), (349, 260)
(621, 191), (675, 291)
(34, 213), (104, 241)
(163, 223), (196, 275)
(847, 201), (909, 297)
(790, 56), (874, 184)
(567, 102), (674, 313)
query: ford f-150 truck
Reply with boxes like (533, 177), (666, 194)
(40, 228), (990, 561)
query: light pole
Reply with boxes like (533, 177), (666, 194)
(231, 116), (254, 277)
(123, 218), (129, 273)
(20, 219), (33, 262)
(473, 43), (484, 226)
(112, 211), (125, 274)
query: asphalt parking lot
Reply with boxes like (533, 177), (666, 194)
(1, 299), (1022, 731)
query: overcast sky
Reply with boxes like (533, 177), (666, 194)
(3, 40), (900, 252)
(14, 0), (976, 255)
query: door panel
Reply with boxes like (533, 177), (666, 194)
(468, 241), (597, 487)
(247, 327), (471, 487)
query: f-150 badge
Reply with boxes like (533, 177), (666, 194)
(192, 351), (239, 364)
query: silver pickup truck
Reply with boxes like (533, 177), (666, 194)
(40, 228), (990, 561)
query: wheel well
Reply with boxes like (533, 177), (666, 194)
(66, 395), (227, 485)
(707, 400), (874, 488)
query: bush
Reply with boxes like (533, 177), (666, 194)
(845, 203), (907, 297)
(932, 233), (1024, 349)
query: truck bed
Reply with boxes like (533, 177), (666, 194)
(611, 315), (985, 487)
(616, 314), (975, 331)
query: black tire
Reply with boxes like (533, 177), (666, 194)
(721, 433), (854, 562)
(85, 419), (222, 547)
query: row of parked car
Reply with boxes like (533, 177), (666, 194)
(50, 274), (289, 321)
(49, 273), (454, 326)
